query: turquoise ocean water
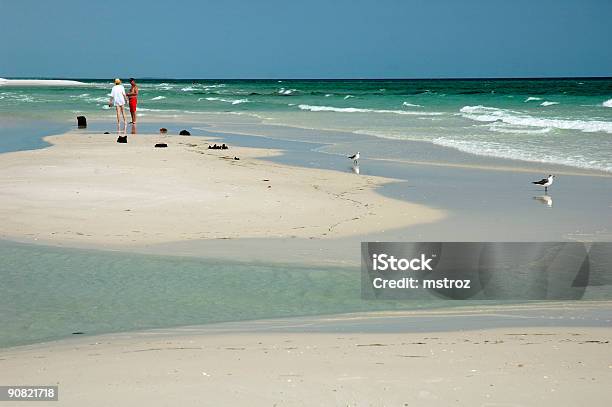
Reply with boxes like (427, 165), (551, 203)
(2, 78), (611, 171)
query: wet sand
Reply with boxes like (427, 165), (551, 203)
(1, 304), (610, 407)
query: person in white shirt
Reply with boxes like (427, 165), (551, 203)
(109, 78), (128, 129)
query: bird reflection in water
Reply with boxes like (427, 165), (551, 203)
(533, 194), (553, 207)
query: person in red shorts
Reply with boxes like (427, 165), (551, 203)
(127, 78), (139, 124)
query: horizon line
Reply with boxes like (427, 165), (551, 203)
(3, 76), (612, 81)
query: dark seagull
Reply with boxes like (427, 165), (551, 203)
(348, 151), (360, 165)
(532, 174), (555, 192)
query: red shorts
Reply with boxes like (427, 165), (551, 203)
(129, 98), (138, 112)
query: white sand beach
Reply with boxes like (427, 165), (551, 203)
(2, 0), (612, 404)
(0, 130), (443, 247)
(1, 304), (610, 407)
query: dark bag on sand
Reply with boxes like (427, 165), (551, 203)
(117, 135), (127, 143)
(77, 115), (87, 128)
(154, 143), (168, 148)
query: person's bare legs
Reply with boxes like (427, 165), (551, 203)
(115, 106), (121, 132)
(120, 106), (127, 133)
(115, 106), (128, 132)
(130, 108), (136, 124)
(120, 106), (127, 125)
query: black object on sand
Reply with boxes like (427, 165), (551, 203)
(234, 156), (240, 160)
(155, 143), (168, 148)
(103, 131), (110, 134)
(179, 130), (191, 136)
(160, 128), (168, 134)
(77, 115), (87, 128)
(208, 143), (229, 150)
(117, 135), (127, 143)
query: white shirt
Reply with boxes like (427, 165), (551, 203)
(110, 84), (127, 106)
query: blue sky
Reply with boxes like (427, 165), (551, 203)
(1, 0), (611, 78)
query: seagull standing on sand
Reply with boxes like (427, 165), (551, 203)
(348, 152), (360, 165)
(532, 174), (555, 192)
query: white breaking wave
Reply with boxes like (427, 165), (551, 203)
(137, 107), (180, 112)
(151, 96), (166, 100)
(432, 137), (611, 173)
(203, 84), (226, 89)
(298, 104), (444, 116)
(524, 97), (542, 102)
(603, 99), (612, 107)
(181, 86), (197, 91)
(0, 79), (87, 87)
(344, 95), (354, 99)
(540, 101), (559, 106)
(485, 122), (552, 135)
(204, 97), (249, 105)
(402, 102), (423, 108)
(5, 94), (35, 103)
(460, 105), (612, 134)
(154, 83), (172, 90)
(353, 129), (421, 141)
(278, 88), (297, 95)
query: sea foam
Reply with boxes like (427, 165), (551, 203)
(298, 104), (443, 116)
(203, 84), (226, 89)
(151, 96), (166, 100)
(155, 83), (173, 90)
(603, 99), (612, 108)
(485, 122), (552, 135)
(137, 107), (180, 112)
(204, 97), (249, 105)
(540, 101), (559, 106)
(432, 137), (612, 173)
(278, 88), (297, 95)
(0, 79), (86, 87)
(460, 105), (612, 134)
